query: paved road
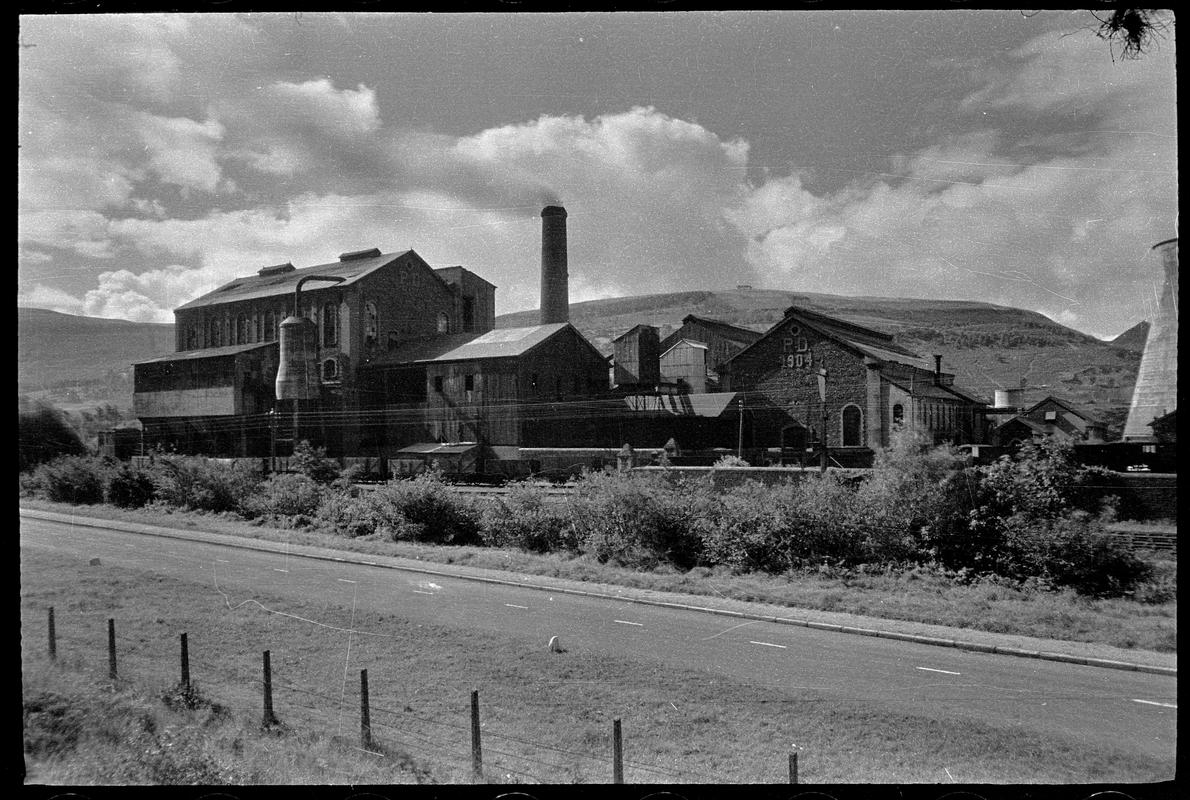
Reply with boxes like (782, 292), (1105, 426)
(20, 515), (1177, 767)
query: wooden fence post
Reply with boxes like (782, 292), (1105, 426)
(47, 607), (56, 661)
(789, 751), (798, 784)
(180, 633), (190, 687)
(262, 650), (280, 728)
(470, 689), (483, 783)
(360, 669), (374, 750)
(613, 717), (623, 784)
(107, 618), (117, 680)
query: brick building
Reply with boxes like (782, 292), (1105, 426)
(721, 306), (987, 461)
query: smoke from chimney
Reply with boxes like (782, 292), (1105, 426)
(540, 205), (569, 325)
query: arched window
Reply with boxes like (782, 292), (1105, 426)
(322, 358), (339, 381)
(264, 310), (276, 342)
(209, 318), (222, 347)
(322, 302), (338, 347)
(365, 301), (379, 347)
(235, 314), (249, 345)
(437, 312), (449, 334)
(892, 403), (904, 426)
(841, 404), (863, 447)
(186, 325), (199, 350)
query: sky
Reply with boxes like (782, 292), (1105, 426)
(17, 11), (1178, 339)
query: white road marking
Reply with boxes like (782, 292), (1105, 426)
(614, 620), (643, 626)
(1132, 699), (1177, 709)
(750, 640), (787, 649)
(412, 590), (434, 596)
(337, 579), (357, 584)
(216, 559), (230, 563)
(504, 604), (529, 610)
(917, 667), (962, 676)
(273, 568), (289, 573)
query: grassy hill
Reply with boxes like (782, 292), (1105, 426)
(17, 308), (175, 412)
(499, 289), (1143, 434)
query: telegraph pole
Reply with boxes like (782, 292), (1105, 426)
(817, 367), (829, 472)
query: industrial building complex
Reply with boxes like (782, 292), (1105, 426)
(131, 207), (1173, 474)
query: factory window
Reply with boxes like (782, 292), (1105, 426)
(264, 311), (276, 342)
(387, 331), (400, 351)
(464, 374), (474, 391)
(323, 303), (338, 347)
(556, 376), (563, 399)
(433, 376), (444, 393)
(437, 312), (449, 334)
(322, 359), (339, 381)
(462, 297), (475, 332)
(530, 373), (539, 394)
(572, 375), (580, 394)
(210, 319), (222, 347)
(186, 325), (199, 350)
(365, 302), (379, 347)
(1044, 410), (1057, 421)
(235, 314), (249, 345)
(841, 404), (863, 447)
(892, 403), (904, 426)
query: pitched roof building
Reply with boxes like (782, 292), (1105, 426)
(721, 306), (987, 459)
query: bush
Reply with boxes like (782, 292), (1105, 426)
(712, 454), (750, 468)
(149, 457), (262, 513)
(362, 471), (482, 545)
(241, 473), (325, 519)
(314, 489), (377, 538)
(29, 455), (110, 504)
(480, 482), (578, 552)
(19, 403), (87, 472)
(289, 440), (342, 484)
(568, 470), (706, 569)
(106, 463), (156, 508)
(997, 511), (1152, 597)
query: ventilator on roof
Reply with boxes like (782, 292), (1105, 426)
(339, 248), (381, 261)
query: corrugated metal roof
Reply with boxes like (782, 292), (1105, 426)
(175, 251), (412, 311)
(134, 341), (276, 365)
(885, 376), (982, 402)
(621, 391), (749, 418)
(388, 323), (573, 364)
(660, 338), (709, 359)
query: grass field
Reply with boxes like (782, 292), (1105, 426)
(20, 499), (1177, 653)
(20, 542), (1174, 784)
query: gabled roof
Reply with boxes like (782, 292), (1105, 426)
(995, 416), (1049, 435)
(723, 304), (932, 371)
(661, 338), (709, 359)
(175, 250), (421, 311)
(1024, 395), (1105, 425)
(385, 323), (606, 365)
(885, 376), (984, 403)
(134, 341), (277, 365)
(675, 315), (763, 342)
(613, 323), (659, 343)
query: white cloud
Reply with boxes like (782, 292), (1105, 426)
(17, 284), (87, 316)
(135, 113), (226, 193)
(83, 266), (220, 323)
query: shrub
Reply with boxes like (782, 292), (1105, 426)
(106, 463), (156, 508)
(853, 429), (967, 562)
(241, 473), (325, 519)
(996, 511), (1152, 597)
(567, 470), (706, 569)
(713, 454), (750, 468)
(289, 440), (342, 484)
(30, 455), (110, 504)
(362, 471), (482, 545)
(481, 482), (578, 552)
(19, 403), (87, 472)
(314, 489), (377, 538)
(149, 456), (262, 513)
(693, 480), (796, 572)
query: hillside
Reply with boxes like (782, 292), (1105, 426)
(17, 308), (175, 411)
(498, 289), (1143, 434)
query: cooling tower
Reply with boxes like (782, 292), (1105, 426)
(1123, 238), (1178, 441)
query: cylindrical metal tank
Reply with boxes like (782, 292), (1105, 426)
(540, 205), (569, 325)
(275, 315), (317, 402)
(993, 388), (1024, 409)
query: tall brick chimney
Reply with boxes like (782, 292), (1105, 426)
(540, 205), (568, 325)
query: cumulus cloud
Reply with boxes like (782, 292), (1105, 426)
(135, 113), (226, 193)
(83, 266), (221, 323)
